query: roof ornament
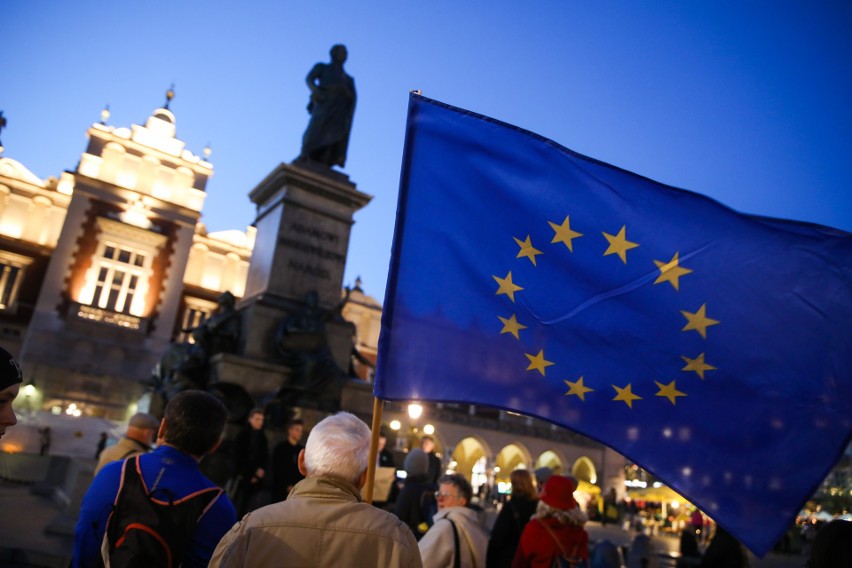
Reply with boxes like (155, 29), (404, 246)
(164, 84), (175, 109)
(0, 110), (6, 156)
(100, 104), (111, 125)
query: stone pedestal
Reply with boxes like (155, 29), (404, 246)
(210, 352), (291, 403)
(238, 162), (371, 363)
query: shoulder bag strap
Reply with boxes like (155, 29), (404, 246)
(538, 518), (580, 563)
(446, 518), (461, 568)
(118, 439), (150, 460)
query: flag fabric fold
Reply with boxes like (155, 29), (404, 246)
(375, 93), (852, 556)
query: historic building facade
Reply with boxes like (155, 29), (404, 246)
(0, 105), (253, 416)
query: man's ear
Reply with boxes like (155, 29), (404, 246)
(156, 418), (167, 443)
(356, 468), (368, 490)
(207, 436), (222, 455)
(298, 449), (307, 476)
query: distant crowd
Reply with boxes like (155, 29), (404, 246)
(1, 345), (850, 567)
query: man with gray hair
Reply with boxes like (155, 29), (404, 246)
(210, 412), (422, 567)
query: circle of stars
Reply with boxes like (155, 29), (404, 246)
(493, 214), (719, 409)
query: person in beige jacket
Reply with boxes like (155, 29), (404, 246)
(210, 411), (422, 568)
(93, 412), (159, 475)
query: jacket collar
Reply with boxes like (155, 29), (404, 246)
(290, 475), (363, 502)
(434, 506), (478, 523)
(151, 443), (199, 467)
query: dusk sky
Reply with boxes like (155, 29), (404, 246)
(3, 1), (850, 303)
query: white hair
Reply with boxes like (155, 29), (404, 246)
(533, 500), (588, 526)
(304, 412), (371, 484)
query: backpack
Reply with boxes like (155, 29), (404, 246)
(99, 455), (223, 568)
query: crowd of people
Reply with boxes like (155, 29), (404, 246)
(1, 344), (851, 567)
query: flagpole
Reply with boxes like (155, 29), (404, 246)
(364, 396), (383, 503)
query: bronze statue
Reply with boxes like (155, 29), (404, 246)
(298, 44), (356, 168)
(275, 289), (352, 408)
(148, 291), (245, 416)
(186, 291), (241, 364)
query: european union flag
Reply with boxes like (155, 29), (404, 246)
(374, 93), (852, 556)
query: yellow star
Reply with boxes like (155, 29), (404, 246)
(681, 353), (716, 380)
(653, 252), (693, 290)
(525, 350), (554, 376)
(655, 380), (687, 405)
(493, 271), (523, 302)
(514, 235), (543, 266)
(498, 314), (527, 340)
(602, 226), (639, 264)
(564, 376), (594, 401)
(681, 303), (720, 339)
(612, 383), (642, 408)
(549, 216), (583, 252)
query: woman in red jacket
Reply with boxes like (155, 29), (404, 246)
(512, 475), (589, 568)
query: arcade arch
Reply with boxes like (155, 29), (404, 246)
(493, 443), (532, 483)
(572, 456), (597, 485)
(535, 450), (566, 475)
(449, 436), (490, 492)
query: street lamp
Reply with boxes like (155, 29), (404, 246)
(407, 403), (423, 420)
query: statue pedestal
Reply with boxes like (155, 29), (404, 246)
(210, 352), (291, 403)
(238, 162), (371, 364)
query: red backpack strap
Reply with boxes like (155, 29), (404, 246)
(538, 518), (569, 557)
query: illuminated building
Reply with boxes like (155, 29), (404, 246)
(0, 103), (253, 416)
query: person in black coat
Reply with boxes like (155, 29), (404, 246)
(699, 525), (747, 568)
(677, 526), (702, 568)
(810, 519), (852, 568)
(272, 419), (305, 502)
(393, 448), (438, 540)
(421, 436), (442, 485)
(486, 469), (539, 568)
(231, 408), (268, 516)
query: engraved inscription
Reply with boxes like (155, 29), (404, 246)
(288, 259), (331, 280)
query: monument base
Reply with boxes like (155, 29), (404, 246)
(210, 352), (290, 403)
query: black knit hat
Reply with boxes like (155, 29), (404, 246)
(0, 346), (23, 391)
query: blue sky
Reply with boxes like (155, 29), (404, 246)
(2, 1), (850, 303)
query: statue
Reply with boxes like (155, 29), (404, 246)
(274, 289), (352, 407)
(147, 291), (250, 419)
(298, 44), (356, 168)
(185, 290), (241, 364)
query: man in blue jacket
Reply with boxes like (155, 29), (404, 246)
(73, 390), (237, 568)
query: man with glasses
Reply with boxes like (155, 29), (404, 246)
(418, 474), (488, 568)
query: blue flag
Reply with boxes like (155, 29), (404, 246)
(375, 93), (852, 556)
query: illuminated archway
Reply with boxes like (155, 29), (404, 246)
(493, 443), (532, 484)
(449, 436), (488, 485)
(535, 450), (565, 475)
(572, 456), (597, 485)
